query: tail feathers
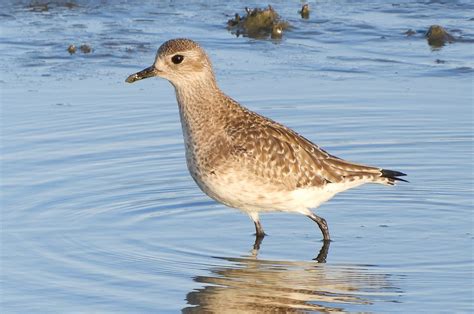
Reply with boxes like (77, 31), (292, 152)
(380, 169), (409, 185)
(323, 158), (408, 185)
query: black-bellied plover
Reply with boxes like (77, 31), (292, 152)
(126, 38), (407, 241)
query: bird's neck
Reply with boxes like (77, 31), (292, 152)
(175, 79), (219, 114)
(173, 80), (237, 145)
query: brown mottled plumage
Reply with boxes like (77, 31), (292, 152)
(158, 38), (200, 56)
(126, 38), (407, 242)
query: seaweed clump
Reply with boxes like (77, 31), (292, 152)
(79, 44), (92, 53)
(299, 4), (310, 19)
(425, 25), (455, 48)
(67, 44), (77, 54)
(26, 1), (79, 12)
(227, 5), (290, 39)
(66, 43), (92, 54)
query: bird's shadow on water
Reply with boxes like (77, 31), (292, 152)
(182, 238), (402, 313)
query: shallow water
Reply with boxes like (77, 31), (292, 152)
(1, 0), (473, 312)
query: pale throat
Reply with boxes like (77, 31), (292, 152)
(173, 75), (227, 145)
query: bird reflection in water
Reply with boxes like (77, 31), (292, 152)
(183, 239), (401, 313)
(251, 236), (330, 263)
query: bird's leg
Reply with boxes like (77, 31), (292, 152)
(307, 212), (330, 241)
(314, 240), (331, 263)
(254, 220), (266, 238)
(252, 233), (265, 252)
(249, 212), (266, 238)
(248, 212), (265, 253)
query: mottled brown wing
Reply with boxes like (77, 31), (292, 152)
(225, 112), (383, 189)
(271, 123), (384, 181)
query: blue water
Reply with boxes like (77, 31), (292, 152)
(1, 1), (473, 312)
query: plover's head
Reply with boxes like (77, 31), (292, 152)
(126, 38), (215, 88)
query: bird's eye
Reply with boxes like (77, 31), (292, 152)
(171, 54), (184, 64)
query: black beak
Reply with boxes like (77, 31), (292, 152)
(125, 66), (158, 83)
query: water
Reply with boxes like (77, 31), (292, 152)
(1, 0), (473, 312)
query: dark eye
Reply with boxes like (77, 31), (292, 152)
(171, 54), (184, 64)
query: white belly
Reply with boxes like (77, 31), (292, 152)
(190, 169), (363, 214)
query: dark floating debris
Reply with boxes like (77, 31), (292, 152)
(404, 29), (416, 36)
(26, 1), (78, 12)
(299, 4), (310, 19)
(425, 25), (455, 48)
(63, 2), (79, 9)
(271, 24), (283, 39)
(67, 44), (77, 54)
(404, 25), (472, 48)
(227, 5), (290, 40)
(27, 2), (49, 12)
(79, 44), (92, 53)
(67, 43), (92, 54)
